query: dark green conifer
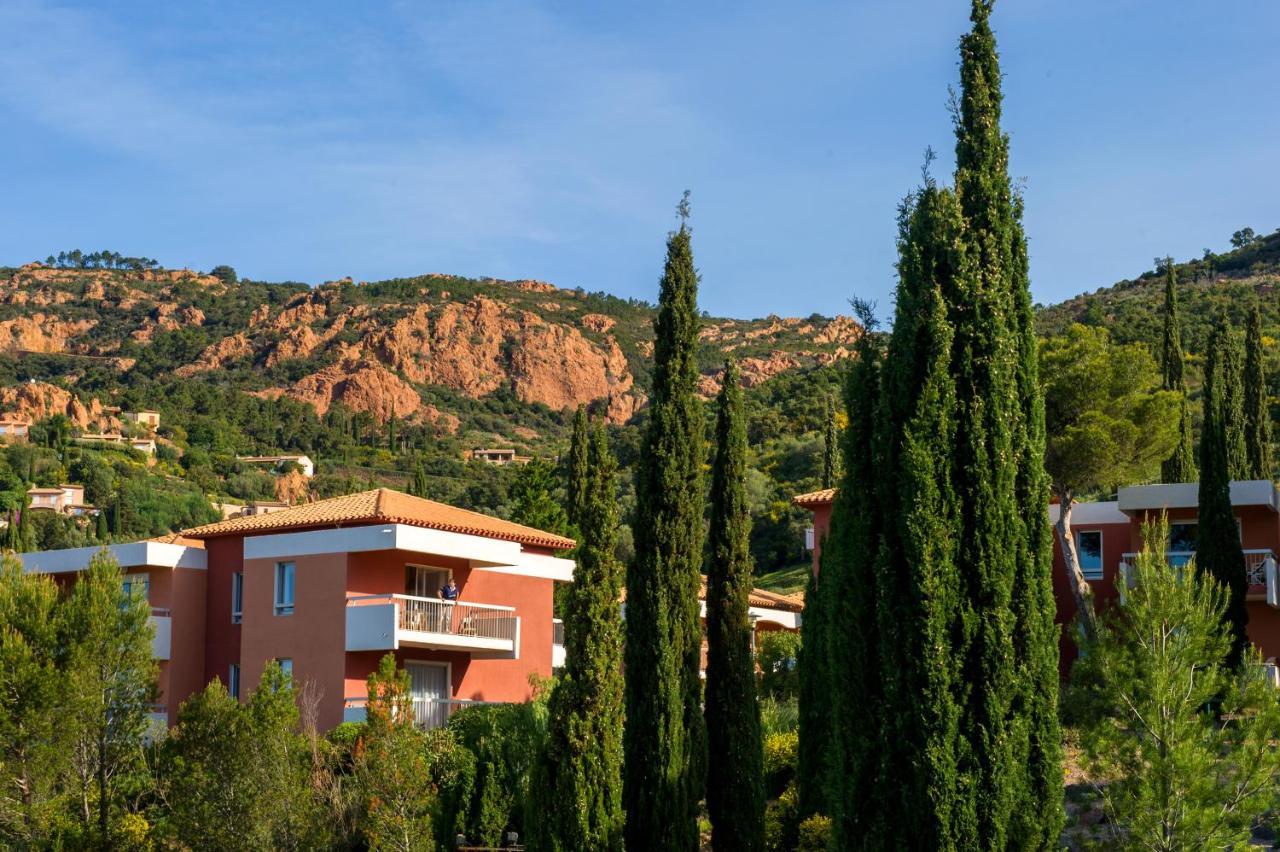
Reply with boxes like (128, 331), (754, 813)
(409, 456), (429, 499)
(566, 405), (590, 530)
(821, 396), (840, 489)
(704, 360), (765, 852)
(796, 550), (829, 819)
(624, 203), (706, 852)
(1220, 321), (1249, 480)
(532, 423), (624, 851)
(1160, 261), (1198, 482)
(1244, 303), (1273, 480)
(1200, 320), (1249, 668)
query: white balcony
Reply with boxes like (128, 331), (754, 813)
(342, 695), (500, 729)
(552, 618), (565, 669)
(1118, 549), (1278, 606)
(346, 594), (519, 657)
(150, 610), (171, 660)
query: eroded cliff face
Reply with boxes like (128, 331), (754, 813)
(0, 263), (860, 430)
(0, 381), (117, 431)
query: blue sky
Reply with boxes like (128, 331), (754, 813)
(1, 1), (1276, 319)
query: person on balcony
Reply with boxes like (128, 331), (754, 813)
(439, 577), (459, 631)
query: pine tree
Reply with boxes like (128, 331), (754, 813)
(566, 405), (590, 531)
(510, 459), (570, 539)
(1243, 303), (1273, 480)
(1200, 319), (1249, 668)
(409, 456), (429, 499)
(624, 204), (706, 852)
(704, 360), (765, 851)
(821, 395), (840, 489)
(532, 423), (625, 851)
(1160, 261), (1198, 482)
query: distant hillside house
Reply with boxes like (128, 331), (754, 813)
(75, 433), (157, 455)
(27, 484), (95, 516)
(125, 409), (161, 431)
(465, 448), (532, 466)
(0, 415), (31, 441)
(237, 454), (315, 478)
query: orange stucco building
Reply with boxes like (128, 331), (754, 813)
(23, 488), (577, 731)
(795, 480), (1280, 675)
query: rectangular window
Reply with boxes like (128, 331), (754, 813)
(274, 562), (295, 616)
(278, 658), (293, 680)
(228, 664), (240, 699)
(1167, 522), (1197, 566)
(231, 572), (243, 624)
(1075, 530), (1103, 580)
(121, 574), (150, 604)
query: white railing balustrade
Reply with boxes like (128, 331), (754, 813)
(347, 594), (518, 643)
(344, 695), (501, 730)
(1118, 549), (1276, 587)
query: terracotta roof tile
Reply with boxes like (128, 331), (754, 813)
(792, 487), (837, 506)
(181, 488), (576, 550)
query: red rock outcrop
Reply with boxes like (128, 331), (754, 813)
(287, 359), (422, 422)
(175, 333), (253, 377)
(0, 381), (116, 430)
(0, 313), (95, 353)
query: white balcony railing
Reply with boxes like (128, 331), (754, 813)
(342, 695), (501, 729)
(346, 594), (519, 655)
(1118, 549), (1277, 595)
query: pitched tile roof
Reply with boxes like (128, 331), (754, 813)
(792, 487), (837, 507)
(181, 488), (576, 550)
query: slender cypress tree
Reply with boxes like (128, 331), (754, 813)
(532, 423), (625, 851)
(624, 202), (706, 852)
(1243, 303), (1273, 480)
(566, 405), (590, 530)
(1160, 262), (1198, 482)
(409, 456), (429, 499)
(1221, 321), (1249, 480)
(704, 360), (765, 851)
(1199, 320), (1250, 668)
(821, 395), (840, 489)
(796, 541), (829, 819)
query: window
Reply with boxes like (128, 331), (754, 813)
(274, 562), (295, 615)
(231, 572), (243, 624)
(278, 658), (293, 680)
(1075, 530), (1103, 580)
(228, 664), (240, 699)
(121, 574), (150, 605)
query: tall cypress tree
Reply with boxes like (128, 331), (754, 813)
(1160, 261), (1198, 482)
(409, 456), (429, 499)
(1243, 303), (1273, 480)
(624, 204), (706, 852)
(566, 405), (590, 530)
(704, 360), (765, 851)
(1200, 320), (1250, 668)
(531, 423), (625, 851)
(821, 395), (840, 489)
(1220, 320), (1249, 480)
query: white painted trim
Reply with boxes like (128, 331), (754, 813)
(697, 599), (802, 630)
(1048, 500), (1127, 525)
(475, 552), (575, 582)
(20, 541), (207, 574)
(243, 524), (524, 567)
(151, 615), (171, 660)
(1118, 480), (1280, 513)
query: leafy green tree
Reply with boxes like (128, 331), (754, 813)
(820, 396), (840, 489)
(355, 654), (435, 852)
(624, 204), (706, 851)
(1199, 320), (1250, 668)
(245, 661), (325, 848)
(1159, 260), (1197, 482)
(1243, 302), (1273, 479)
(704, 360), (765, 851)
(1230, 227), (1257, 249)
(564, 405), (590, 531)
(1041, 324), (1179, 639)
(531, 422), (624, 851)
(61, 551), (157, 842)
(510, 459), (569, 540)
(0, 556), (66, 844)
(209, 265), (238, 285)
(1074, 520), (1280, 848)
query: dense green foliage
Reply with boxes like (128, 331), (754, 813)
(1159, 263), (1198, 482)
(624, 221), (707, 851)
(704, 361), (766, 851)
(531, 422), (625, 851)
(1244, 302), (1273, 479)
(1198, 318), (1250, 668)
(1072, 521), (1280, 848)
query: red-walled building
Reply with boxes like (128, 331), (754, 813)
(794, 480), (1280, 673)
(22, 488), (577, 731)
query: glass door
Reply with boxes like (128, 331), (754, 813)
(407, 662), (450, 729)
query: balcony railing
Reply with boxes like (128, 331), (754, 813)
(343, 695), (501, 729)
(1119, 549), (1276, 589)
(346, 594), (519, 654)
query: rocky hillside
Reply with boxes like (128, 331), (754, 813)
(0, 263), (860, 434)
